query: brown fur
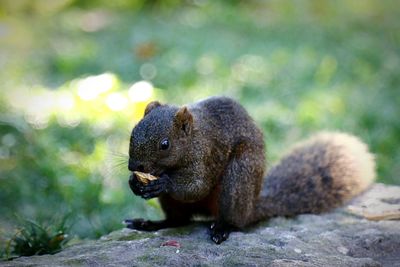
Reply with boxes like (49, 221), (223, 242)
(255, 132), (376, 221)
(127, 97), (376, 244)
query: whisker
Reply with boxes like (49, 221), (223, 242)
(108, 151), (129, 158)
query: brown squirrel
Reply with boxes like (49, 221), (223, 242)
(125, 96), (375, 244)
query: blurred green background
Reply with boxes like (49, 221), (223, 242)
(0, 0), (399, 253)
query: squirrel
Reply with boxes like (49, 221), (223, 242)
(125, 96), (376, 244)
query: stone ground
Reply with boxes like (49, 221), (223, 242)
(1, 183), (399, 267)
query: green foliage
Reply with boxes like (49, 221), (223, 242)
(0, 0), (399, 258)
(0, 79), (162, 240)
(3, 216), (70, 259)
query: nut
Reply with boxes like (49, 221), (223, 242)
(134, 171), (158, 185)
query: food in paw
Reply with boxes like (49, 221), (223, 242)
(133, 171), (158, 185)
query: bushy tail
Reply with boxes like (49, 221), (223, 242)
(256, 132), (376, 219)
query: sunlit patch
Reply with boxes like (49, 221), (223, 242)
(57, 92), (75, 111)
(77, 73), (116, 101)
(24, 113), (50, 129)
(5, 88), (54, 129)
(57, 114), (81, 128)
(128, 80), (154, 102)
(2, 72), (155, 129)
(23, 90), (56, 129)
(106, 92), (128, 111)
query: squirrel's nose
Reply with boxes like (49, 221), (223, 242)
(128, 159), (144, 172)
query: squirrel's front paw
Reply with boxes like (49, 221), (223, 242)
(128, 173), (143, 196)
(141, 176), (167, 199)
(129, 173), (168, 199)
(124, 219), (159, 231)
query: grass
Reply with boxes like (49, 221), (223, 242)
(0, 0), (399, 258)
(3, 216), (70, 259)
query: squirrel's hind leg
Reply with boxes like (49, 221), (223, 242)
(212, 139), (266, 244)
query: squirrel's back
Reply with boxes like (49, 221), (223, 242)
(260, 132), (375, 217)
(190, 96), (264, 145)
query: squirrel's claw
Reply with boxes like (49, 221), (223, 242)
(142, 174), (168, 199)
(124, 219), (161, 231)
(210, 222), (231, 244)
(141, 179), (165, 192)
(142, 187), (164, 199)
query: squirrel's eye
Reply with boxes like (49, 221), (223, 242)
(159, 138), (170, 150)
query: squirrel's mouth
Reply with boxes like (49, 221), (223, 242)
(129, 163), (164, 177)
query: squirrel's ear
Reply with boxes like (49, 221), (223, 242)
(174, 106), (193, 136)
(144, 101), (162, 116)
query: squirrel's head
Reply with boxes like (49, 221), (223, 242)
(128, 101), (193, 175)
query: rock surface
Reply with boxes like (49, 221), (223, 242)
(1, 183), (400, 267)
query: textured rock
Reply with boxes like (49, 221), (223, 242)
(1, 184), (400, 267)
(347, 183), (400, 221)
